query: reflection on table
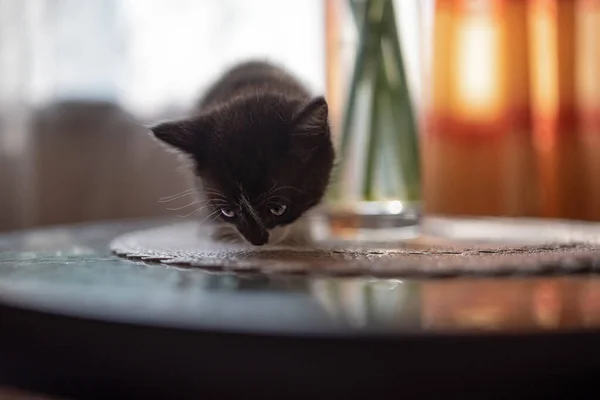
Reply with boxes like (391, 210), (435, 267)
(311, 276), (600, 333)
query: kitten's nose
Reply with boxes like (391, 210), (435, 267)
(246, 229), (269, 246)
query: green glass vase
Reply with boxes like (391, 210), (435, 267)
(326, 0), (421, 237)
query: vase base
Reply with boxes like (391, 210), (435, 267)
(320, 201), (422, 242)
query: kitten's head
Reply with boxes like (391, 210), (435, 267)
(151, 95), (334, 245)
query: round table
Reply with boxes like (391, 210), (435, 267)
(1, 218), (599, 399)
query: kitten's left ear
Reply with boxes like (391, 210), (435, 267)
(149, 120), (198, 154)
(293, 96), (330, 137)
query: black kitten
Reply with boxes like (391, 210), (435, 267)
(151, 61), (335, 246)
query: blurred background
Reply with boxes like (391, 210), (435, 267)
(0, 0), (330, 231)
(0, 0), (599, 232)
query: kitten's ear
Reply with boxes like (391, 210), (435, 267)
(293, 96), (330, 137)
(149, 120), (198, 154)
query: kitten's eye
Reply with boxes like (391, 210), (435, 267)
(269, 204), (287, 216)
(221, 208), (235, 218)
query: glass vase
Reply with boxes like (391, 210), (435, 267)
(325, 0), (424, 240)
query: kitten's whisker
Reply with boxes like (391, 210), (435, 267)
(203, 188), (227, 198)
(175, 199), (229, 217)
(203, 191), (227, 198)
(176, 196), (229, 207)
(179, 207), (217, 219)
(266, 182), (278, 197)
(168, 203), (214, 212)
(269, 186), (305, 195)
(206, 200), (230, 208)
(169, 196), (229, 209)
(166, 199), (210, 211)
(204, 195), (228, 202)
(205, 212), (224, 226)
(159, 195), (196, 204)
(195, 209), (222, 224)
(159, 188), (194, 199)
(158, 189), (195, 202)
(204, 197), (229, 204)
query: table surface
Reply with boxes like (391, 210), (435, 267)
(2, 218), (600, 399)
(1, 217), (600, 336)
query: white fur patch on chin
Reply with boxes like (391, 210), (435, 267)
(267, 225), (291, 245)
(269, 219), (313, 246)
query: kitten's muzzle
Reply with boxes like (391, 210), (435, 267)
(242, 228), (269, 246)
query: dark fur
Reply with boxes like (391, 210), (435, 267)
(151, 61), (334, 246)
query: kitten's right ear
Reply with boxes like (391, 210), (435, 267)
(149, 120), (198, 154)
(292, 96), (330, 137)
